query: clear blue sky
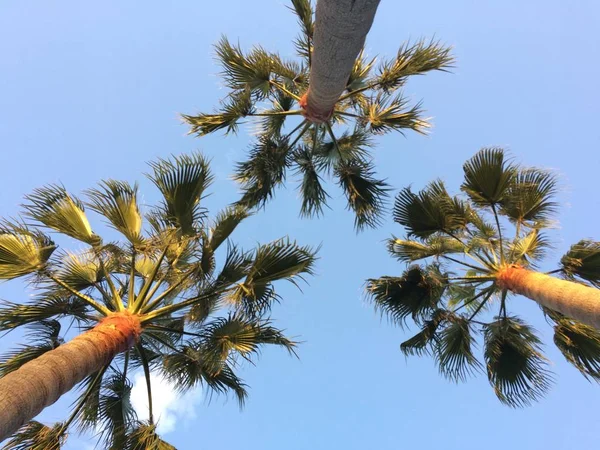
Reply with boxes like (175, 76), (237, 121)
(1, 1), (599, 449)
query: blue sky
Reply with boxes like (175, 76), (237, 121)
(1, 1), (599, 449)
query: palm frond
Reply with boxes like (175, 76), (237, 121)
(335, 159), (390, 230)
(435, 315), (481, 382)
(2, 421), (65, 450)
(234, 135), (291, 209)
(347, 49), (376, 92)
(387, 236), (463, 262)
(393, 180), (467, 238)
(147, 152), (214, 235)
(314, 127), (372, 171)
(552, 316), (600, 381)
(127, 422), (176, 450)
(85, 180), (143, 244)
(207, 206), (251, 252)
(367, 265), (447, 327)
(509, 228), (550, 267)
(400, 309), (448, 356)
(0, 320), (62, 376)
(260, 90), (296, 136)
(0, 222), (56, 280)
(23, 185), (98, 245)
(161, 345), (248, 406)
(183, 89), (254, 136)
(461, 147), (516, 207)
(560, 240), (600, 287)
(0, 295), (88, 331)
(96, 370), (137, 449)
(500, 168), (559, 225)
(376, 38), (454, 93)
(200, 315), (296, 367)
(75, 367), (108, 433)
(55, 251), (103, 290)
(293, 147), (329, 217)
(214, 36), (272, 97)
(484, 316), (553, 407)
(362, 94), (429, 135)
(289, 0), (314, 62)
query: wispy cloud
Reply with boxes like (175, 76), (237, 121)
(130, 371), (203, 434)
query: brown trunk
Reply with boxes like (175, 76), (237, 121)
(0, 312), (141, 442)
(301, 0), (381, 122)
(497, 265), (600, 330)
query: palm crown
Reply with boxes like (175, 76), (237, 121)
(182, 0), (453, 229)
(0, 152), (317, 449)
(367, 148), (600, 407)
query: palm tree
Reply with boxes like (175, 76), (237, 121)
(182, 0), (453, 229)
(367, 148), (600, 407)
(301, 0), (381, 121)
(0, 152), (317, 447)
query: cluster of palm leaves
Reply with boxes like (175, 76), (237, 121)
(0, 152), (317, 449)
(367, 148), (600, 406)
(183, 0), (453, 229)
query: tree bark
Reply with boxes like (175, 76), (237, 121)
(497, 265), (600, 330)
(301, 0), (381, 122)
(0, 312), (141, 442)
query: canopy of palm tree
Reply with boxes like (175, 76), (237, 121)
(182, 0), (453, 230)
(0, 152), (317, 448)
(367, 148), (600, 407)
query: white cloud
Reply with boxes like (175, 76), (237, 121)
(130, 371), (203, 435)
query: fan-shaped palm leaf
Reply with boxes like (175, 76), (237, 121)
(2, 421), (65, 450)
(86, 181), (143, 244)
(147, 153), (213, 235)
(23, 185), (98, 245)
(484, 317), (552, 407)
(560, 240), (600, 287)
(461, 147), (516, 206)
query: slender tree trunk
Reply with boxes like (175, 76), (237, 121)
(301, 0), (381, 122)
(497, 265), (600, 330)
(0, 312), (141, 442)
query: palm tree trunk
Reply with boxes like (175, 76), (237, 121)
(0, 312), (141, 441)
(301, 0), (381, 122)
(498, 265), (600, 329)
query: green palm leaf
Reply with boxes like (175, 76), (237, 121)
(560, 240), (600, 287)
(335, 159), (389, 230)
(0, 222), (56, 280)
(213, 36), (272, 97)
(2, 421), (65, 450)
(0, 295), (88, 331)
(393, 180), (467, 238)
(23, 185), (98, 245)
(367, 265), (447, 327)
(293, 147), (329, 217)
(161, 346), (248, 405)
(376, 38), (454, 93)
(0, 321), (62, 376)
(86, 181), (143, 244)
(127, 422), (176, 450)
(500, 168), (558, 225)
(147, 152), (214, 235)
(484, 317), (552, 407)
(183, 88), (254, 136)
(552, 316), (600, 381)
(435, 315), (481, 382)
(509, 228), (551, 267)
(400, 309), (448, 356)
(387, 236), (463, 262)
(97, 370), (137, 449)
(461, 147), (517, 206)
(289, 0), (314, 62)
(207, 206), (251, 252)
(234, 135), (291, 209)
(362, 94), (429, 135)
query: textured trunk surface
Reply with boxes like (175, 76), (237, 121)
(498, 266), (600, 329)
(0, 312), (141, 442)
(302, 0), (381, 121)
